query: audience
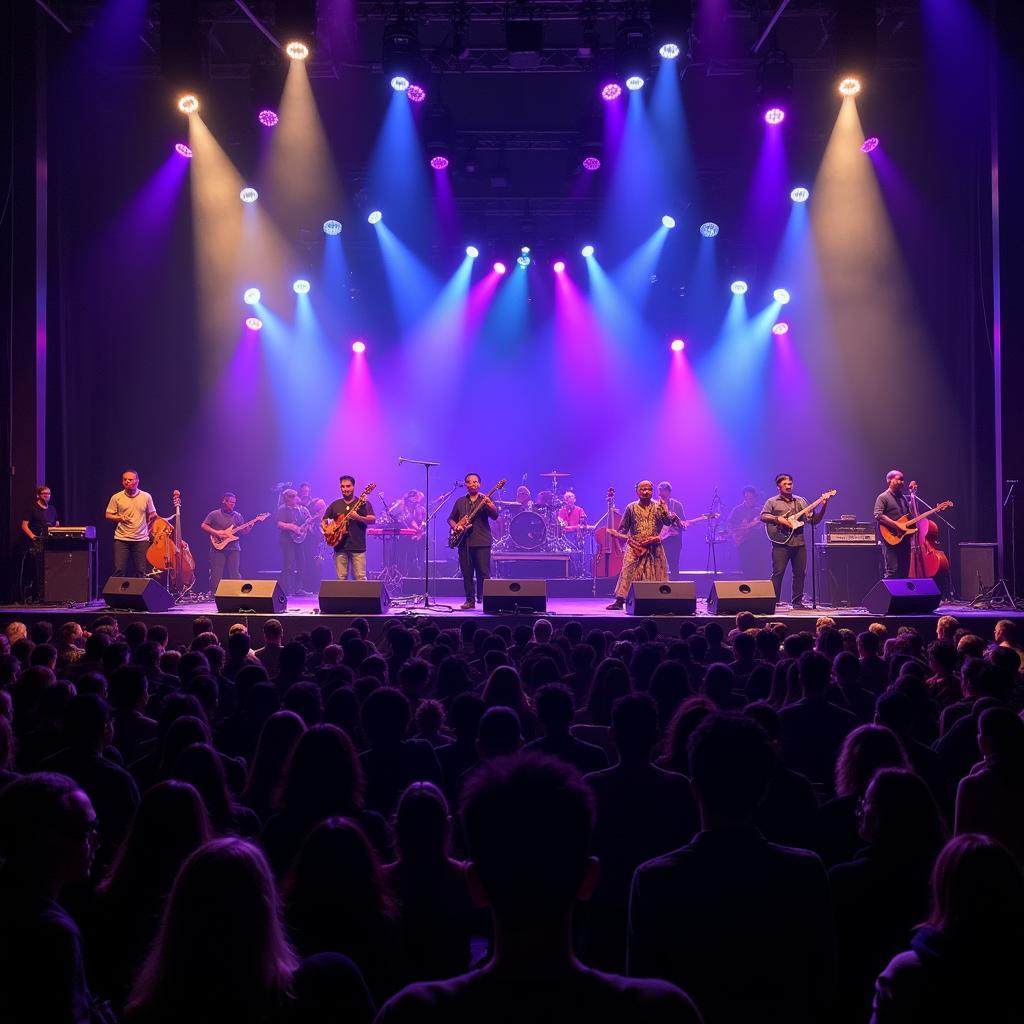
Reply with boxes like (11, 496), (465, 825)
(0, 608), (1021, 1024)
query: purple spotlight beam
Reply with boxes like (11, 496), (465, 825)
(258, 109), (279, 127)
(860, 136), (880, 153)
(430, 155), (449, 170)
(601, 82), (622, 101)
(582, 156), (601, 171)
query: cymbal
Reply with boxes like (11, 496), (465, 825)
(539, 470), (570, 478)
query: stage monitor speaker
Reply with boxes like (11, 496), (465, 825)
(959, 543), (996, 600)
(102, 576), (174, 612)
(482, 579), (547, 613)
(317, 581), (389, 615)
(862, 578), (942, 616)
(215, 579), (287, 614)
(706, 580), (777, 616)
(626, 581), (697, 616)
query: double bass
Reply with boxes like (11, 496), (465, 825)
(146, 489), (195, 592)
(592, 487), (624, 578)
(907, 480), (950, 581)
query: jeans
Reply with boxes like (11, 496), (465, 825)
(113, 539), (150, 577)
(459, 544), (491, 602)
(771, 543), (807, 603)
(209, 547), (240, 592)
(662, 534), (681, 577)
(882, 539), (911, 579)
(279, 541), (306, 595)
(333, 550), (367, 581)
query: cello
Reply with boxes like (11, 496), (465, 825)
(592, 487), (624, 578)
(907, 480), (950, 581)
(145, 489), (196, 592)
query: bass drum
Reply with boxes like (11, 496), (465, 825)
(509, 510), (546, 551)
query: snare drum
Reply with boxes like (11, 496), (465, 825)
(509, 510), (546, 551)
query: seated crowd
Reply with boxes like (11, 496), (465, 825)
(1, 610), (1023, 1023)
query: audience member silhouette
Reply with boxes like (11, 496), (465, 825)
(240, 711), (306, 823)
(525, 684), (607, 774)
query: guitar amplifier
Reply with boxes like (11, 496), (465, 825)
(493, 554), (569, 579)
(819, 543), (881, 607)
(825, 520), (876, 544)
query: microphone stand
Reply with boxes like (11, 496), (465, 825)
(397, 458), (455, 613)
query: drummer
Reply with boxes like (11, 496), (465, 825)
(515, 486), (533, 511)
(557, 490), (587, 541)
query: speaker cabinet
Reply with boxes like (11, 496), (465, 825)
(820, 544), (880, 607)
(706, 580), (777, 615)
(626, 581), (697, 616)
(102, 576), (174, 612)
(214, 579), (287, 614)
(959, 543), (996, 600)
(862, 578), (942, 615)
(317, 581), (389, 615)
(482, 579), (547, 613)
(43, 548), (97, 603)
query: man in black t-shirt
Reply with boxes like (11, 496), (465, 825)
(276, 489), (310, 596)
(18, 486), (59, 601)
(449, 474), (500, 609)
(322, 475), (376, 581)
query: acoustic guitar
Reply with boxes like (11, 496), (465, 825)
(210, 512), (270, 551)
(879, 500), (954, 546)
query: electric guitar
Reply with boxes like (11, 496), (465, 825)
(879, 500), (954, 546)
(729, 515), (763, 545)
(659, 510), (720, 540)
(210, 512), (270, 551)
(321, 483), (377, 547)
(765, 490), (837, 545)
(448, 480), (507, 548)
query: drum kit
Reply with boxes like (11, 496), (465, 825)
(493, 470), (593, 575)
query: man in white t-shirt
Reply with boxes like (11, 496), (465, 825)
(105, 470), (157, 577)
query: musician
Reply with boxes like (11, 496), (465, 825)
(390, 489), (426, 575)
(557, 491), (587, 545)
(201, 492), (251, 592)
(656, 481), (687, 578)
(297, 481), (328, 591)
(874, 470), (912, 579)
(515, 486), (533, 511)
(449, 473), (500, 609)
(605, 480), (682, 610)
(728, 486), (764, 578)
(105, 470), (158, 578)
(276, 488), (311, 596)
(18, 485), (59, 601)
(761, 474), (827, 609)
(323, 476), (376, 582)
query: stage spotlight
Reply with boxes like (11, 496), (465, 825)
(494, 261), (507, 275)
(581, 244), (595, 258)
(764, 108), (786, 125)
(430, 155), (450, 170)
(239, 187), (259, 204)
(662, 215), (676, 229)
(323, 220), (342, 236)
(245, 317), (263, 331)
(659, 43), (680, 59)
(174, 143), (193, 158)
(601, 82), (622, 101)
(553, 260), (566, 274)
(277, 0), (316, 60)
(517, 254), (531, 268)
(757, 49), (792, 126)
(772, 321), (790, 336)
(258, 109), (279, 127)
(367, 210), (383, 225)
(407, 84), (426, 102)
(625, 75), (645, 91)
(671, 338), (685, 352)
(292, 279), (311, 295)
(466, 245), (480, 259)
(838, 76), (862, 96)
(860, 136), (879, 153)
(790, 187), (810, 203)
(651, 0), (692, 65)
(391, 75), (410, 91)
(243, 287), (261, 305)
(773, 288), (791, 305)
(615, 17), (651, 95)
(700, 222), (720, 238)
(382, 17), (421, 94)
(582, 155), (601, 172)
(177, 94), (199, 114)
(730, 280), (748, 295)
(285, 41), (308, 60)
(833, 0), (875, 98)
(520, 246), (531, 254)
(351, 340), (367, 354)
(162, 0), (202, 114)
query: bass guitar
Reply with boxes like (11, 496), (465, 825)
(879, 498), (954, 546)
(321, 483), (377, 547)
(765, 490), (837, 545)
(210, 512), (270, 551)
(448, 480), (507, 548)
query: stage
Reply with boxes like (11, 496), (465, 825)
(2, 594), (1019, 650)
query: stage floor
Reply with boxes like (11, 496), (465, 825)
(2, 596), (1020, 649)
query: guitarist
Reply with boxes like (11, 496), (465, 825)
(656, 481), (687, 578)
(200, 491), (253, 591)
(276, 488), (311, 596)
(323, 476), (376, 582)
(728, 486), (764, 578)
(873, 470), (912, 579)
(448, 473), (500, 609)
(761, 474), (828, 609)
